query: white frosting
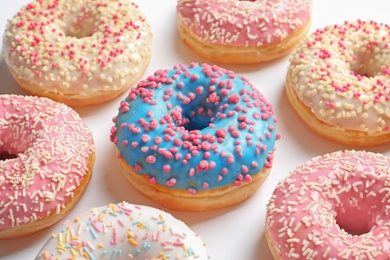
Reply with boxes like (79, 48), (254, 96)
(287, 20), (390, 133)
(3, 0), (152, 97)
(35, 202), (209, 259)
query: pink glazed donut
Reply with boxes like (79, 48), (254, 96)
(176, 0), (313, 64)
(266, 150), (390, 259)
(0, 95), (95, 239)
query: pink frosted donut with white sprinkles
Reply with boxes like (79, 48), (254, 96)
(177, 0), (312, 64)
(286, 20), (390, 146)
(0, 95), (95, 239)
(36, 202), (209, 259)
(266, 150), (390, 259)
(3, 0), (152, 107)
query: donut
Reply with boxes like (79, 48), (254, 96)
(3, 0), (152, 107)
(35, 202), (209, 259)
(176, 0), (312, 64)
(0, 95), (95, 239)
(265, 150), (390, 259)
(286, 20), (390, 146)
(110, 63), (280, 211)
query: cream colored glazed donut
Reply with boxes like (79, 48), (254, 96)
(176, 0), (312, 64)
(286, 20), (390, 146)
(35, 202), (209, 259)
(0, 95), (95, 239)
(3, 0), (152, 107)
(266, 150), (390, 259)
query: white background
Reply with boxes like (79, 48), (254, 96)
(1, 0), (390, 259)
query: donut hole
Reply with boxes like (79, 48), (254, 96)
(335, 197), (374, 236)
(183, 113), (212, 131)
(62, 18), (97, 39)
(0, 152), (17, 161)
(349, 49), (381, 78)
(59, 6), (98, 39)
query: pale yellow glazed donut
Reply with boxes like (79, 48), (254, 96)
(3, 0), (152, 107)
(286, 20), (390, 146)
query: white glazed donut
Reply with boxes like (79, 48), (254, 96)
(3, 0), (152, 107)
(286, 20), (390, 146)
(35, 202), (209, 259)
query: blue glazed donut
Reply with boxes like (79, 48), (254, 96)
(110, 63), (280, 211)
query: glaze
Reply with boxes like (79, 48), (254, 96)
(0, 95), (95, 238)
(287, 20), (390, 133)
(36, 202), (209, 259)
(111, 63), (279, 195)
(177, 0), (312, 47)
(266, 150), (390, 259)
(3, 0), (152, 106)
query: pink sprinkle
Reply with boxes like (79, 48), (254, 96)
(166, 178), (176, 186)
(154, 137), (162, 144)
(222, 168), (228, 175)
(149, 177), (156, 184)
(233, 180), (242, 186)
(244, 175), (252, 182)
(227, 94), (240, 104)
(187, 188), (197, 195)
(163, 165), (171, 173)
(231, 130), (240, 138)
(239, 122), (247, 129)
(146, 155), (156, 164)
(227, 155), (234, 164)
(134, 164), (142, 172)
(141, 134), (150, 142)
(196, 86), (204, 94)
(203, 182), (209, 189)
(209, 161), (216, 169)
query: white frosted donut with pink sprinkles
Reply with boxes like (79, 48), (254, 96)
(286, 20), (390, 146)
(266, 150), (390, 259)
(3, 0), (152, 107)
(0, 95), (95, 239)
(35, 202), (209, 259)
(177, 0), (312, 64)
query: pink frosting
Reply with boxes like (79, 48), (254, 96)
(266, 150), (390, 259)
(0, 95), (94, 230)
(177, 0), (312, 47)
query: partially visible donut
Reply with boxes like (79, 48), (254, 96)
(3, 0), (152, 107)
(177, 0), (312, 64)
(0, 95), (95, 239)
(286, 20), (390, 146)
(110, 63), (280, 211)
(35, 202), (209, 259)
(266, 150), (390, 259)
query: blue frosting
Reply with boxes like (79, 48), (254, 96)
(111, 63), (279, 193)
